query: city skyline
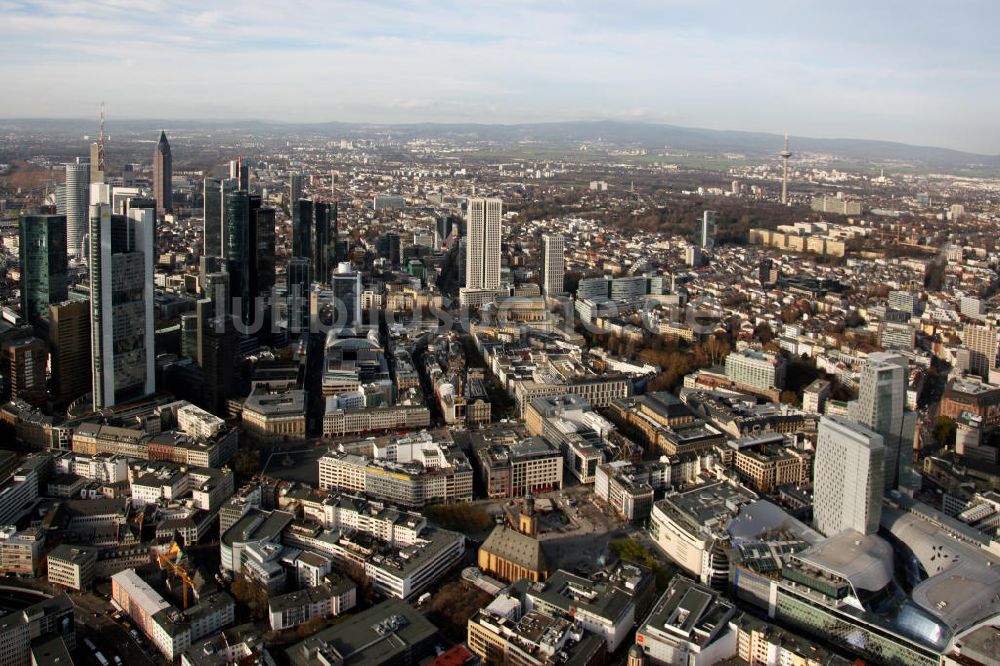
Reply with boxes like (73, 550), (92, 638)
(1, 1), (998, 153)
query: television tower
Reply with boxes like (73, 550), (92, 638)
(780, 134), (792, 205)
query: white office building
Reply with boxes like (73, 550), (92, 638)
(700, 210), (716, 249)
(62, 162), (90, 260)
(813, 416), (885, 538)
(465, 198), (502, 291)
(542, 234), (564, 296)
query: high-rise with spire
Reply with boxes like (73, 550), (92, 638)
(153, 131), (172, 215)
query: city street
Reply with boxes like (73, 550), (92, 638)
(68, 592), (157, 666)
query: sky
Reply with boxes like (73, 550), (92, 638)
(1, 0), (997, 153)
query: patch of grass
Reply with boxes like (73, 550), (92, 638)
(424, 502), (494, 533)
(609, 538), (659, 569)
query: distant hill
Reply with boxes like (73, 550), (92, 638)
(2, 117), (996, 170)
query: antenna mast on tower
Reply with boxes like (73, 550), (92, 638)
(98, 102), (107, 175)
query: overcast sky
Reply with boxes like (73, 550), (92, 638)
(2, 0), (997, 153)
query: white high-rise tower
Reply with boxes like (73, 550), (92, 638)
(63, 162), (90, 260)
(542, 234), (564, 296)
(699, 211), (716, 249)
(813, 415), (885, 537)
(465, 197), (502, 291)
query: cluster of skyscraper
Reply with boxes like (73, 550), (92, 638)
(20, 132), (172, 411)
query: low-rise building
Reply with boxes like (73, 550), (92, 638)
(471, 431), (564, 498)
(467, 596), (606, 666)
(46, 544), (97, 591)
(511, 563), (656, 652)
(268, 579), (357, 631)
(287, 598), (439, 666)
(242, 387), (306, 441)
(634, 576), (738, 666)
(0, 526), (44, 577)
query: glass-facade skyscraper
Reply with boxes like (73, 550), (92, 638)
(19, 214), (68, 326)
(89, 205), (155, 409)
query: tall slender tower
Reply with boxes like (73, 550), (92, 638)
(90, 103), (106, 185)
(542, 234), (564, 296)
(780, 134), (792, 205)
(229, 158), (250, 191)
(153, 131), (172, 215)
(699, 210), (716, 249)
(89, 205), (156, 409)
(63, 162), (89, 260)
(202, 177), (234, 258)
(465, 197), (502, 291)
(19, 213), (68, 326)
(848, 352), (912, 491)
(289, 172), (303, 210)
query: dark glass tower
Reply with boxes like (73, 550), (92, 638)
(222, 190), (252, 325)
(314, 201), (332, 285)
(292, 199), (313, 259)
(19, 214), (68, 326)
(287, 257), (311, 335)
(255, 206), (276, 295)
(203, 178), (235, 258)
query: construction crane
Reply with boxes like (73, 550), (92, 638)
(157, 541), (195, 609)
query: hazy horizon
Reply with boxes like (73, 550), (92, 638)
(3, 1), (997, 153)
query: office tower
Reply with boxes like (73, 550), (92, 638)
(203, 178), (221, 257)
(376, 232), (401, 268)
(287, 257), (312, 334)
(229, 158), (250, 191)
(292, 199), (313, 260)
(255, 206), (276, 296)
(314, 201), (332, 284)
(465, 197), (502, 290)
(436, 214), (455, 244)
(88, 204), (156, 409)
(89, 142), (103, 184)
(152, 131), (172, 215)
(758, 258), (779, 287)
(780, 135), (792, 205)
(49, 300), (91, 407)
(331, 201), (340, 266)
(18, 214), (68, 327)
(201, 270), (230, 319)
(813, 415), (885, 537)
(4, 338), (48, 405)
(848, 352), (913, 491)
(63, 162), (89, 260)
(200, 313), (237, 416)
(289, 172), (303, 209)
(685, 245), (702, 267)
(332, 262), (362, 330)
(699, 210), (716, 249)
(222, 190), (256, 326)
(203, 178), (235, 258)
(180, 313), (198, 360)
(542, 234), (564, 296)
(963, 323), (997, 381)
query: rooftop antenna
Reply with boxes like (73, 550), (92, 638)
(98, 102), (107, 175)
(780, 134), (792, 205)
